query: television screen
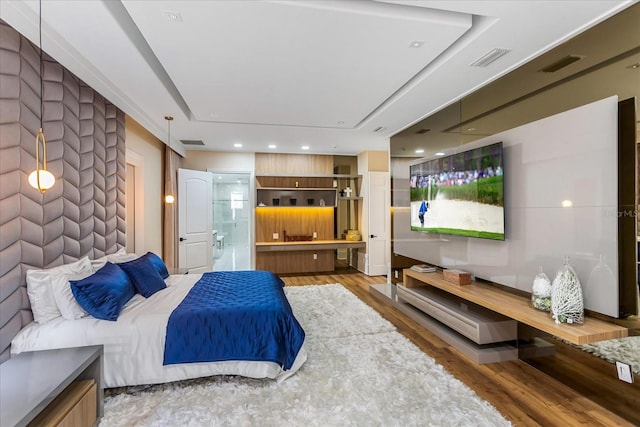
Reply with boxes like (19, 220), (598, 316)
(409, 142), (504, 240)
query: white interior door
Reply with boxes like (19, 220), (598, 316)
(367, 171), (390, 276)
(178, 168), (213, 273)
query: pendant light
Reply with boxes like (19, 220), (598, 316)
(164, 116), (175, 204)
(28, 0), (55, 193)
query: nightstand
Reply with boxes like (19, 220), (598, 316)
(0, 345), (103, 427)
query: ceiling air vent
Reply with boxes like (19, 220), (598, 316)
(539, 55), (584, 73)
(470, 48), (511, 67)
(415, 128), (431, 135)
(181, 140), (205, 146)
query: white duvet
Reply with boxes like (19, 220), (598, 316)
(11, 273), (307, 388)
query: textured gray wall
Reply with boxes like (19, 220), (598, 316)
(0, 21), (126, 362)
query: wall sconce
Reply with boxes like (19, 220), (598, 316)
(164, 115), (175, 204)
(28, 0), (55, 193)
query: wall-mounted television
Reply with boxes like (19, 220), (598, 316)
(409, 142), (504, 240)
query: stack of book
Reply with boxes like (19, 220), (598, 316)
(410, 264), (436, 273)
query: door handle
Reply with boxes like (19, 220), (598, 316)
(179, 237), (187, 242)
(370, 234), (377, 238)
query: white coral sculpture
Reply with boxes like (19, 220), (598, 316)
(551, 261), (584, 324)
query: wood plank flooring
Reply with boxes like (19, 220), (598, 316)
(281, 270), (640, 427)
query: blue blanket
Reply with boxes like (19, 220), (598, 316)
(163, 271), (305, 370)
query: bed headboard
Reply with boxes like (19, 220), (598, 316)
(0, 21), (126, 362)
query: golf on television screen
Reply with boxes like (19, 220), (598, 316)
(409, 142), (505, 241)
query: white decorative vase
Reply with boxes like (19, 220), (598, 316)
(531, 266), (552, 312)
(551, 256), (584, 324)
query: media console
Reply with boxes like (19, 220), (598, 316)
(370, 269), (628, 364)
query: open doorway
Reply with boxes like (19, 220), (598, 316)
(211, 171), (253, 271)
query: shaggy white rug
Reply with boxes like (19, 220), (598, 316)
(578, 336), (640, 374)
(100, 284), (511, 426)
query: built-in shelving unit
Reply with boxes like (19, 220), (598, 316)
(256, 188), (337, 207)
(254, 172), (364, 274)
(254, 153), (365, 274)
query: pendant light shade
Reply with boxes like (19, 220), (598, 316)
(164, 115), (175, 204)
(28, 0), (55, 193)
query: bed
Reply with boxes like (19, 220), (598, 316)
(11, 266), (307, 388)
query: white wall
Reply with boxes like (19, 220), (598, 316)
(395, 96), (620, 317)
(183, 151), (255, 172)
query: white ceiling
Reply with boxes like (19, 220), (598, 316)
(1, 0), (633, 156)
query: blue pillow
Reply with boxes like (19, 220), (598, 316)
(142, 252), (170, 279)
(118, 254), (167, 298)
(70, 262), (136, 321)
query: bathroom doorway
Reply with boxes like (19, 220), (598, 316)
(211, 171), (253, 271)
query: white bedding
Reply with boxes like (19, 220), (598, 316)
(11, 273), (307, 388)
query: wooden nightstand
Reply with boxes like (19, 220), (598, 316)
(0, 345), (103, 427)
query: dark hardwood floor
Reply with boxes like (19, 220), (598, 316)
(281, 269), (640, 427)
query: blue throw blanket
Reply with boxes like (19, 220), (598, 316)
(163, 271), (305, 370)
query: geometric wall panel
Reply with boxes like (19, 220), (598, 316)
(0, 21), (126, 362)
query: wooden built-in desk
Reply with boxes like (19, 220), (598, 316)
(403, 269), (628, 345)
(256, 240), (365, 274)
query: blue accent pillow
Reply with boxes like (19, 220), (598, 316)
(142, 252), (170, 279)
(118, 254), (167, 298)
(70, 262), (136, 321)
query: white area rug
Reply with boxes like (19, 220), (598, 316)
(100, 284), (510, 426)
(578, 336), (640, 374)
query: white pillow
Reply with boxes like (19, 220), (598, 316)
(50, 272), (91, 320)
(90, 248), (138, 271)
(26, 257), (94, 324)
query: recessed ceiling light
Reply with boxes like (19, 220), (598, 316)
(409, 40), (424, 48)
(268, 144), (277, 149)
(301, 145), (310, 150)
(163, 10), (183, 22)
(435, 152), (445, 156)
(234, 143), (242, 148)
(217, 176), (222, 180)
(415, 149), (424, 154)
(373, 126), (386, 133)
(466, 127), (476, 131)
(627, 62), (640, 70)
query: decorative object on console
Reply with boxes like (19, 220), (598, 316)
(551, 256), (584, 324)
(531, 266), (552, 311)
(443, 269), (472, 285)
(410, 264), (436, 273)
